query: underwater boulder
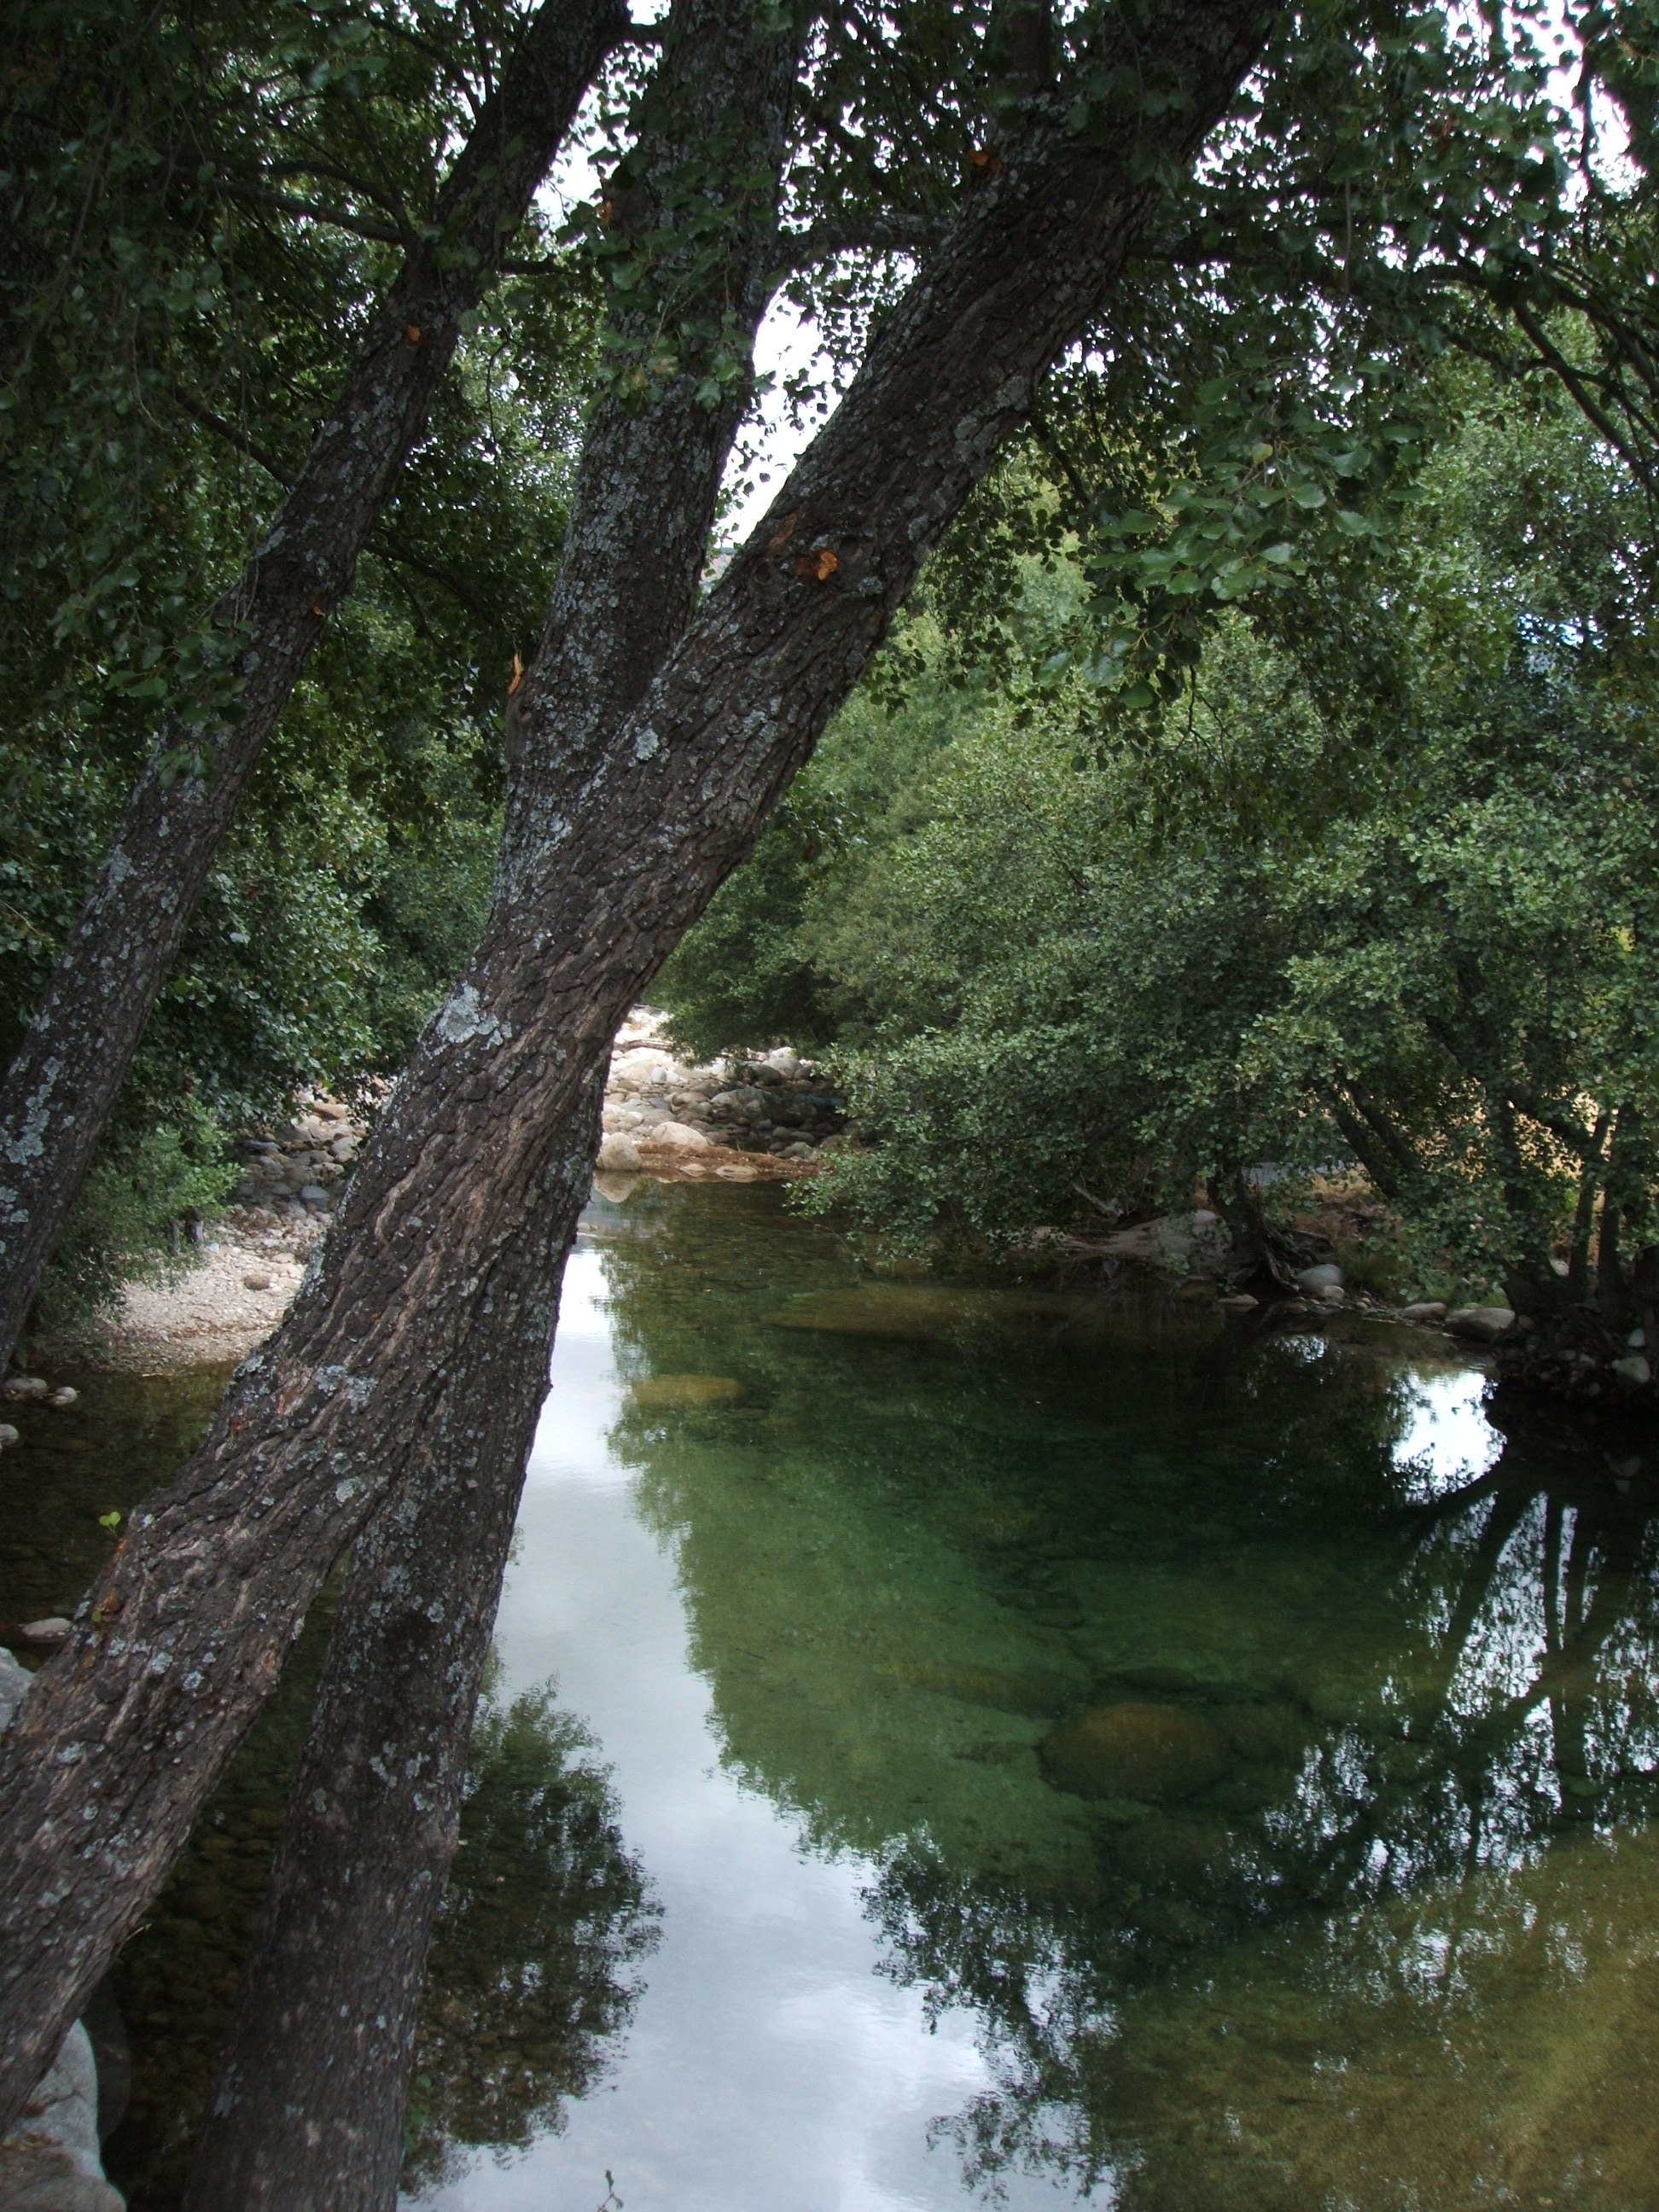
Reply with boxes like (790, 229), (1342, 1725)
(1039, 1702), (1230, 1802)
(627, 1374), (745, 1410)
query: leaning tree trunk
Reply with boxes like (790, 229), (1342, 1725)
(0, 0), (626, 1373)
(0, 0), (1272, 2129)
(183, 1089), (601, 2209)
(184, 0), (801, 2195)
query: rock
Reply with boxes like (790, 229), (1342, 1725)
(47, 1389), (78, 1409)
(1296, 1263), (1344, 1298)
(1445, 1305), (1516, 1343)
(1611, 1354), (1652, 1388)
(297, 1185), (333, 1211)
(0, 1425), (19, 1450)
(762, 1046), (801, 1079)
(19, 1619), (72, 1646)
(596, 1132), (643, 1173)
(1039, 1703), (1231, 1802)
(0, 2018), (125, 2211)
(1399, 1301), (1447, 1322)
(0, 1650), (29, 1727)
(1217, 1292), (1259, 1311)
(1628, 1328), (1647, 1349)
(816, 1132), (853, 1155)
(242, 1273), (274, 1293)
(642, 1121), (710, 1151)
(708, 1086), (769, 1123)
(1098, 1211), (1231, 1273)
(627, 1374), (744, 1410)
(2, 1377), (49, 1401)
(780, 1142), (817, 1161)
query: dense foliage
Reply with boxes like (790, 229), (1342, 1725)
(657, 366), (1659, 1307)
(1, 0), (597, 1313)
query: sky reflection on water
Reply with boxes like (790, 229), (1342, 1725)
(409, 1185), (1659, 2212)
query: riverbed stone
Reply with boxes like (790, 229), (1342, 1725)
(597, 1132), (643, 1173)
(2, 1378), (48, 1402)
(1399, 1301), (1447, 1322)
(1296, 1263), (1344, 1298)
(642, 1121), (710, 1151)
(0, 1426), (18, 1450)
(1039, 1702), (1231, 1802)
(19, 1620), (71, 1646)
(628, 1374), (744, 1409)
(1445, 1305), (1516, 1343)
(1611, 1353), (1652, 1388)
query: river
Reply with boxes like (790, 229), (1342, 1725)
(7, 1180), (1657, 2209)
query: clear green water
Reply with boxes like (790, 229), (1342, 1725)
(6, 1181), (1658, 2209)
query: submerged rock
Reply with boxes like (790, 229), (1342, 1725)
(1039, 1702), (1231, 1803)
(887, 1661), (1078, 1719)
(628, 1374), (745, 1410)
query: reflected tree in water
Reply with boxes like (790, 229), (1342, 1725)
(591, 1188), (1659, 2209)
(108, 1679), (657, 2211)
(402, 1686), (661, 2194)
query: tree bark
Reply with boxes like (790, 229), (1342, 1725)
(0, 0), (1272, 2133)
(0, 0), (626, 1373)
(183, 0), (802, 2196)
(183, 1091), (600, 2212)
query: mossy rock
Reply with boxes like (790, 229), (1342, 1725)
(1039, 1702), (1231, 1802)
(627, 1374), (745, 1410)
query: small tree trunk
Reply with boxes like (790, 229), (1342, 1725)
(187, 2), (800, 2196)
(1567, 1109), (1610, 1298)
(0, 0), (1272, 2127)
(0, 0), (625, 1372)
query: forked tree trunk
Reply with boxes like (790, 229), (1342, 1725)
(0, 0), (626, 1372)
(185, 0), (800, 2195)
(0, 0), (1271, 2129)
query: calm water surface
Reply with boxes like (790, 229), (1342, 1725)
(7, 1181), (1658, 2209)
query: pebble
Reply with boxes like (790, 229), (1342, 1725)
(297, 1185), (333, 1210)
(242, 1273), (274, 1293)
(1611, 1353), (1652, 1388)
(49, 1387), (78, 1408)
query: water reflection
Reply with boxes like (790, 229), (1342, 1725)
(102, 1666), (655, 2209)
(594, 1183), (1659, 2209)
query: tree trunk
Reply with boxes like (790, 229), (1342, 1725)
(183, 1091), (599, 2211)
(0, 0), (626, 1373)
(0, 0), (1272, 2131)
(185, 1), (801, 2196)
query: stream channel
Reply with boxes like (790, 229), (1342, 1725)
(5, 1180), (1659, 2209)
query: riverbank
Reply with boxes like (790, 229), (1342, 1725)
(19, 1012), (834, 1377)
